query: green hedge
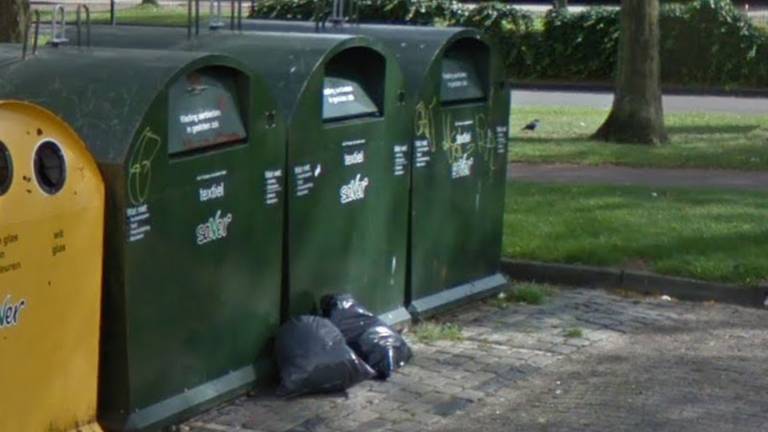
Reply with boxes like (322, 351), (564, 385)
(250, 0), (768, 88)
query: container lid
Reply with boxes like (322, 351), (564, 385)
(322, 75), (380, 121)
(440, 54), (486, 103)
(168, 68), (247, 155)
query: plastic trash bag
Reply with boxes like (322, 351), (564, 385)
(354, 325), (413, 379)
(321, 294), (413, 379)
(320, 293), (381, 341)
(275, 315), (375, 397)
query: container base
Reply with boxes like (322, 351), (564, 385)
(408, 273), (508, 320)
(102, 359), (273, 431)
(378, 306), (412, 328)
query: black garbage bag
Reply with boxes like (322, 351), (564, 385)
(353, 325), (413, 379)
(321, 294), (413, 379)
(320, 293), (381, 341)
(275, 315), (375, 397)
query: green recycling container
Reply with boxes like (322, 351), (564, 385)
(82, 26), (413, 325)
(0, 45), (286, 431)
(240, 21), (511, 317)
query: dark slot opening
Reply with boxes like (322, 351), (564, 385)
(440, 38), (490, 106)
(323, 47), (385, 122)
(168, 66), (249, 157)
(34, 140), (66, 195)
(0, 141), (12, 196)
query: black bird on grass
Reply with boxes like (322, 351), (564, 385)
(521, 119), (540, 132)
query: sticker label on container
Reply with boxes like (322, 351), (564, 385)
(342, 138), (366, 148)
(325, 85), (356, 105)
(199, 182), (225, 202)
(340, 174), (370, 204)
(265, 169), (283, 206)
(443, 71), (469, 89)
(0, 295), (26, 330)
(51, 229), (66, 257)
(414, 139), (431, 168)
(442, 117), (476, 174)
(0, 233), (21, 275)
(451, 154), (474, 179)
(344, 150), (365, 166)
(294, 164), (318, 197)
(196, 170), (227, 182)
(180, 109), (222, 135)
(393, 145), (409, 176)
(496, 125), (509, 154)
(196, 210), (233, 245)
(127, 204), (152, 242)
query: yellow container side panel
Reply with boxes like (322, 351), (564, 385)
(0, 101), (104, 432)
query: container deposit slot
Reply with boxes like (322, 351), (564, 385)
(322, 47), (385, 122)
(168, 66), (249, 156)
(34, 140), (66, 195)
(0, 141), (11, 195)
(440, 39), (490, 106)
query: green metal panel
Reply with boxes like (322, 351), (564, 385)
(195, 33), (412, 325)
(81, 26), (413, 325)
(239, 21), (511, 316)
(0, 45), (286, 431)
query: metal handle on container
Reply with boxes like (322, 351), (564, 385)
(22, 10), (41, 60)
(209, 0), (224, 29)
(51, 4), (69, 46)
(187, 0), (201, 38)
(76, 4), (91, 47)
(314, 0), (356, 29)
(348, 0), (359, 24)
(230, 0), (235, 30)
(330, 0), (344, 25)
(195, 0), (200, 35)
(313, 0), (327, 29)
(238, 0), (243, 31)
(228, 0), (243, 31)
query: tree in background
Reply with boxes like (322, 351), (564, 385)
(593, 0), (668, 145)
(553, 0), (568, 9)
(0, 0), (30, 43)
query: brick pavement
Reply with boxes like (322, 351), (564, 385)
(178, 287), (768, 432)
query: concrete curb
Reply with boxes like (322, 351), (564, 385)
(501, 258), (768, 308)
(510, 80), (768, 99)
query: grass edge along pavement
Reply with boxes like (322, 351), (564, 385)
(503, 181), (768, 287)
(509, 106), (768, 171)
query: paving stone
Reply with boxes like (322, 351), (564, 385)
(564, 337), (592, 347)
(352, 418), (389, 431)
(176, 287), (768, 432)
(283, 416), (329, 432)
(549, 343), (580, 355)
(456, 389), (487, 401)
(432, 397), (474, 417)
(389, 420), (424, 432)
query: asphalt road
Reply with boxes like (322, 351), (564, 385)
(512, 90), (768, 115)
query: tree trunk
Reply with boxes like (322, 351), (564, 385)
(592, 0), (667, 145)
(0, 0), (30, 43)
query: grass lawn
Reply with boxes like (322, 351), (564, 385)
(503, 181), (768, 286)
(510, 106), (768, 170)
(37, 4), (209, 26)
